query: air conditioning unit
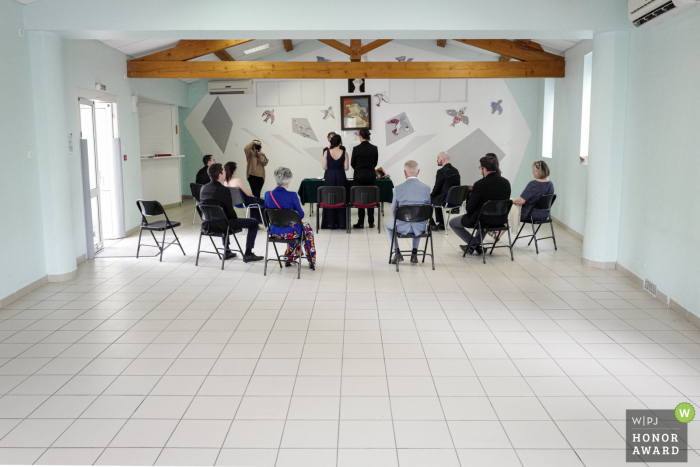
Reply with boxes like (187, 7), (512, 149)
(208, 80), (254, 95)
(629, 0), (700, 27)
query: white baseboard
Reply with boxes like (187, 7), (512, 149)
(551, 216), (583, 241)
(582, 258), (616, 269)
(0, 255), (82, 310)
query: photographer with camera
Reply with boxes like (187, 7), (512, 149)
(244, 139), (269, 198)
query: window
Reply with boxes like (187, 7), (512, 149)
(580, 52), (593, 165)
(542, 78), (555, 159)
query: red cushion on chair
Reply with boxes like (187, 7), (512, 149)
(353, 203), (377, 208)
(319, 202), (345, 208)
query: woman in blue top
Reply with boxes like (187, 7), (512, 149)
(264, 167), (317, 267)
(513, 160), (554, 221)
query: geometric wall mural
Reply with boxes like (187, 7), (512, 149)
(381, 134), (437, 170)
(447, 129), (506, 184)
(291, 118), (318, 142)
(385, 112), (414, 146)
(202, 97), (233, 152)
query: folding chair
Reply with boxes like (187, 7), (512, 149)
(388, 205), (435, 272)
(195, 203), (245, 270)
(348, 186), (381, 234)
(189, 183), (203, 224)
(439, 185), (471, 236)
(135, 200), (185, 262)
(316, 186), (347, 232)
(462, 199), (514, 264)
(264, 209), (315, 279)
(229, 187), (265, 227)
(512, 194), (557, 254)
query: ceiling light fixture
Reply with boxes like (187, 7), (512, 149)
(243, 43), (271, 55)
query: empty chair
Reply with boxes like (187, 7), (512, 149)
(195, 203), (244, 270)
(512, 194), (557, 254)
(388, 205), (435, 272)
(230, 186), (265, 226)
(316, 186), (347, 232)
(190, 183), (203, 224)
(264, 209), (315, 279)
(439, 185), (471, 236)
(348, 186), (381, 234)
(462, 199), (514, 264)
(135, 200), (185, 262)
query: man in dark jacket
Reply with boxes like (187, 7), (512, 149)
(195, 155), (215, 185)
(199, 163), (263, 263)
(430, 151), (461, 230)
(449, 155), (511, 255)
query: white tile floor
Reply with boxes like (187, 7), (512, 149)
(1, 199), (699, 466)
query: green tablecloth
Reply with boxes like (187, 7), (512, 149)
(297, 178), (395, 205)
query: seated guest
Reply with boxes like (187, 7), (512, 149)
(449, 155), (511, 255)
(385, 160), (431, 264)
(196, 155), (215, 185)
(513, 160), (554, 221)
(430, 151), (461, 230)
(264, 167), (317, 268)
(223, 161), (266, 226)
(199, 163), (263, 263)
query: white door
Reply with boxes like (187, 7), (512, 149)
(79, 98), (104, 252)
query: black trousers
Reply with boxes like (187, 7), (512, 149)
(222, 218), (259, 251)
(431, 207), (445, 226)
(357, 208), (375, 226)
(248, 175), (265, 199)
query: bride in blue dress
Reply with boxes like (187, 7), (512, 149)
(321, 134), (349, 230)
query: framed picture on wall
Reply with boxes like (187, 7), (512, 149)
(340, 95), (372, 131)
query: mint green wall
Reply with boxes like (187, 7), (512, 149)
(0, 0), (45, 300)
(617, 8), (700, 314)
(548, 40), (593, 235)
(180, 80), (208, 195)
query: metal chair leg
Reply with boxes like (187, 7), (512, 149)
(527, 224), (543, 246)
(221, 234), (228, 270)
(377, 205), (381, 233)
(209, 236), (222, 260)
(136, 227), (143, 258)
(317, 205), (320, 232)
(444, 207), (450, 236)
(195, 233), (203, 266)
(512, 222), (526, 247)
(530, 222), (540, 254)
(159, 229), (166, 262)
(272, 243), (283, 269)
(171, 228), (185, 255)
(480, 229), (487, 264)
(297, 239), (302, 279)
(463, 228), (478, 258)
(506, 222), (514, 261)
(429, 232), (435, 270)
(550, 220), (558, 250)
(192, 206), (197, 225)
(264, 236), (270, 276)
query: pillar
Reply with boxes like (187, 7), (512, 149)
(29, 32), (77, 279)
(582, 31), (630, 268)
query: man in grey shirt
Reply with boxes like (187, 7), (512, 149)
(385, 160), (431, 264)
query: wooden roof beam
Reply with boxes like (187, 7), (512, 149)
(454, 39), (563, 61)
(283, 40), (293, 52)
(134, 40), (253, 62)
(214, 49), (235, 61)
(437, 39), (447, 48)
(127, 60), (565, 79)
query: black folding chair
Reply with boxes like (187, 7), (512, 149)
(388, 205), (435, 272)
(462, 199), (514, 264)
(316, 186), (347, 232)
(439, 185), (471, 237)
(512, 194), (557, 254)
(230, 187), (265, 227)
(348, 186), (381, 233)
(264, 209), (315, 279)
(135, 200), (185, 262)
(195, 203), (245, 270)
(189, 183), (203, 225)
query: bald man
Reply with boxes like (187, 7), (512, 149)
(430, 151), (461, 230)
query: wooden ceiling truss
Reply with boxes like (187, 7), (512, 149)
(127, 39), (564, 79)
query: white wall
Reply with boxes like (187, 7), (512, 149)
(181, 41), (537, 197)
(617, 8), (700, 314)
(548, 40), (593, 235)
(0, 0), (45, 302)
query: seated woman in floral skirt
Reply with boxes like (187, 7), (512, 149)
(264, 167), (317, 267)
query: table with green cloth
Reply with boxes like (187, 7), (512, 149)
(297, 178), (395, 214)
